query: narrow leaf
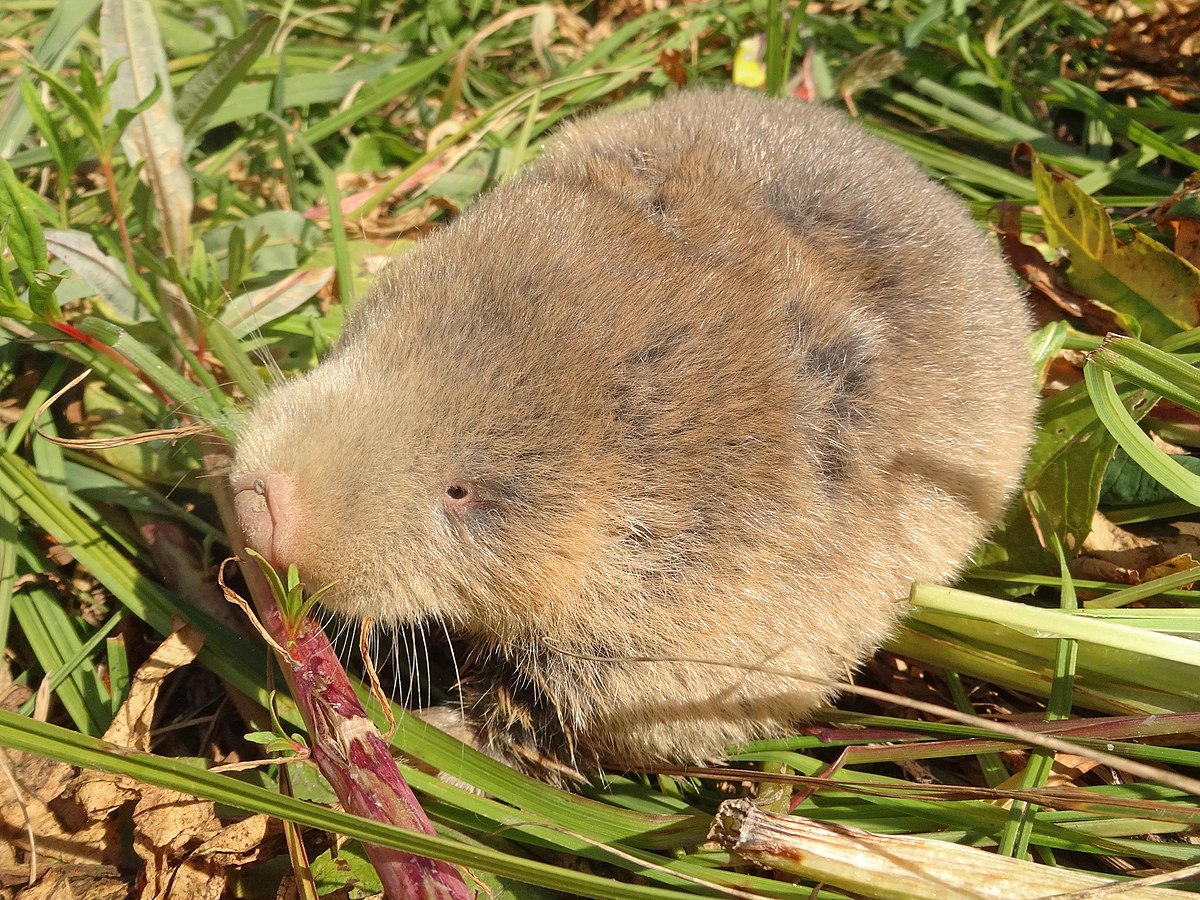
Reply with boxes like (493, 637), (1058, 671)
(1089, 334), (1200, 413)
(0, 157), (50, 287)
(99, 0), (194, 264)
(176, 14), (278, 142)
(17, 78), (66, 175)
(1084, 363), (1200, 507)
(0, 0), (101, 155)
(26, 63), (103, 146)
(219, 267), (334, 338)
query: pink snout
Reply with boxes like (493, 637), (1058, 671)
(232, 472), (299, 569)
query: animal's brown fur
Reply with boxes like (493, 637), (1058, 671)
(233, 89), (1037, 774)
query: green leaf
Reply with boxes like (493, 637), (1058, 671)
(27, 62), (104, 147)
(0, 157), (50, 290)
(106, 75), (164, 152)
(1084, 363), (1200, 507)
(1032, 156), (1200, 343)
(1089, 334), (1200, 414)
(1046, 77), (1200, 171)
(219, 267), (334, 338)
(1101, 447), (1200, 508)
(0, 710), (728, 900)
(75, 317), (231, 429)
(17, 77), (67, 175)
(202, 211), (322, 276)
(44, 228), (144, 322)
(203, 317), (267, 401)
(975, 378), (1153, 570)
(0, 219), (34, 320)
(176, 14), (278, 142)
(100, 0), (194, 263)
(0, 0), (101, 155)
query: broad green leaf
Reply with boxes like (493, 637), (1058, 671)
(202, 211), (322, 275)
(44, 228), (145, 322)
(1032, 157), (1200, 343)
(17, 78), (67, 177)
(974, 379), (1152, 571)
(0, 158), (50, 291)
(0, 158), (60, 320)
(1101, 447), (1200, 509)
(0, 219), (33, 320)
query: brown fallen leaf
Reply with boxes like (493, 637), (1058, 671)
(1155, 172), (1200, 269)
(103, 623), (204, 754)
(12, 866), (125, 900)
(1, 625), (219, 896)
(994, 201), (1123, 334)
(0, 741), (117, 876)
(1073, 1), (1200, 103)
(132, 786), (223, 900)
(1074, 509), (1166, 582)
(658, 48), (687, 87)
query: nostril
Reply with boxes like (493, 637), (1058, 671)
(232, 472), (299, 568)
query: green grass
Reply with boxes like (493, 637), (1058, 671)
(3, 1), (1200, 897)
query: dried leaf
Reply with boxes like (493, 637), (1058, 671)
(710, 799), (1196, 899)
(132, 786), (222, 900)
(99, 0), (194, 263)
(103, 624), (204, 752)
(0, 748), (111, 868)
(836, 45), (905, 114)
(1156, 172), (1200, 270)
(658, 49), (687, 88)
(995, 202), (1122, 334)
(13, 868), (123, 900)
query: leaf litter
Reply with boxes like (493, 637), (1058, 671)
(3, 625), (280, 900)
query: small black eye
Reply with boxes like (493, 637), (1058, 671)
(446, 484), (469, 501)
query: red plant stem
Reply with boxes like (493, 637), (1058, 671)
(258, 599), (472, 899)
(199, 438), (469, 899)
(97, 153), (137, 273)
(50, 320), (172, 405)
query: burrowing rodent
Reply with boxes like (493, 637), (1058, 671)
(232, 89), (1037, 776)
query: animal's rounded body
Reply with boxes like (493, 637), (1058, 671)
(233, 89), (1037, 773)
